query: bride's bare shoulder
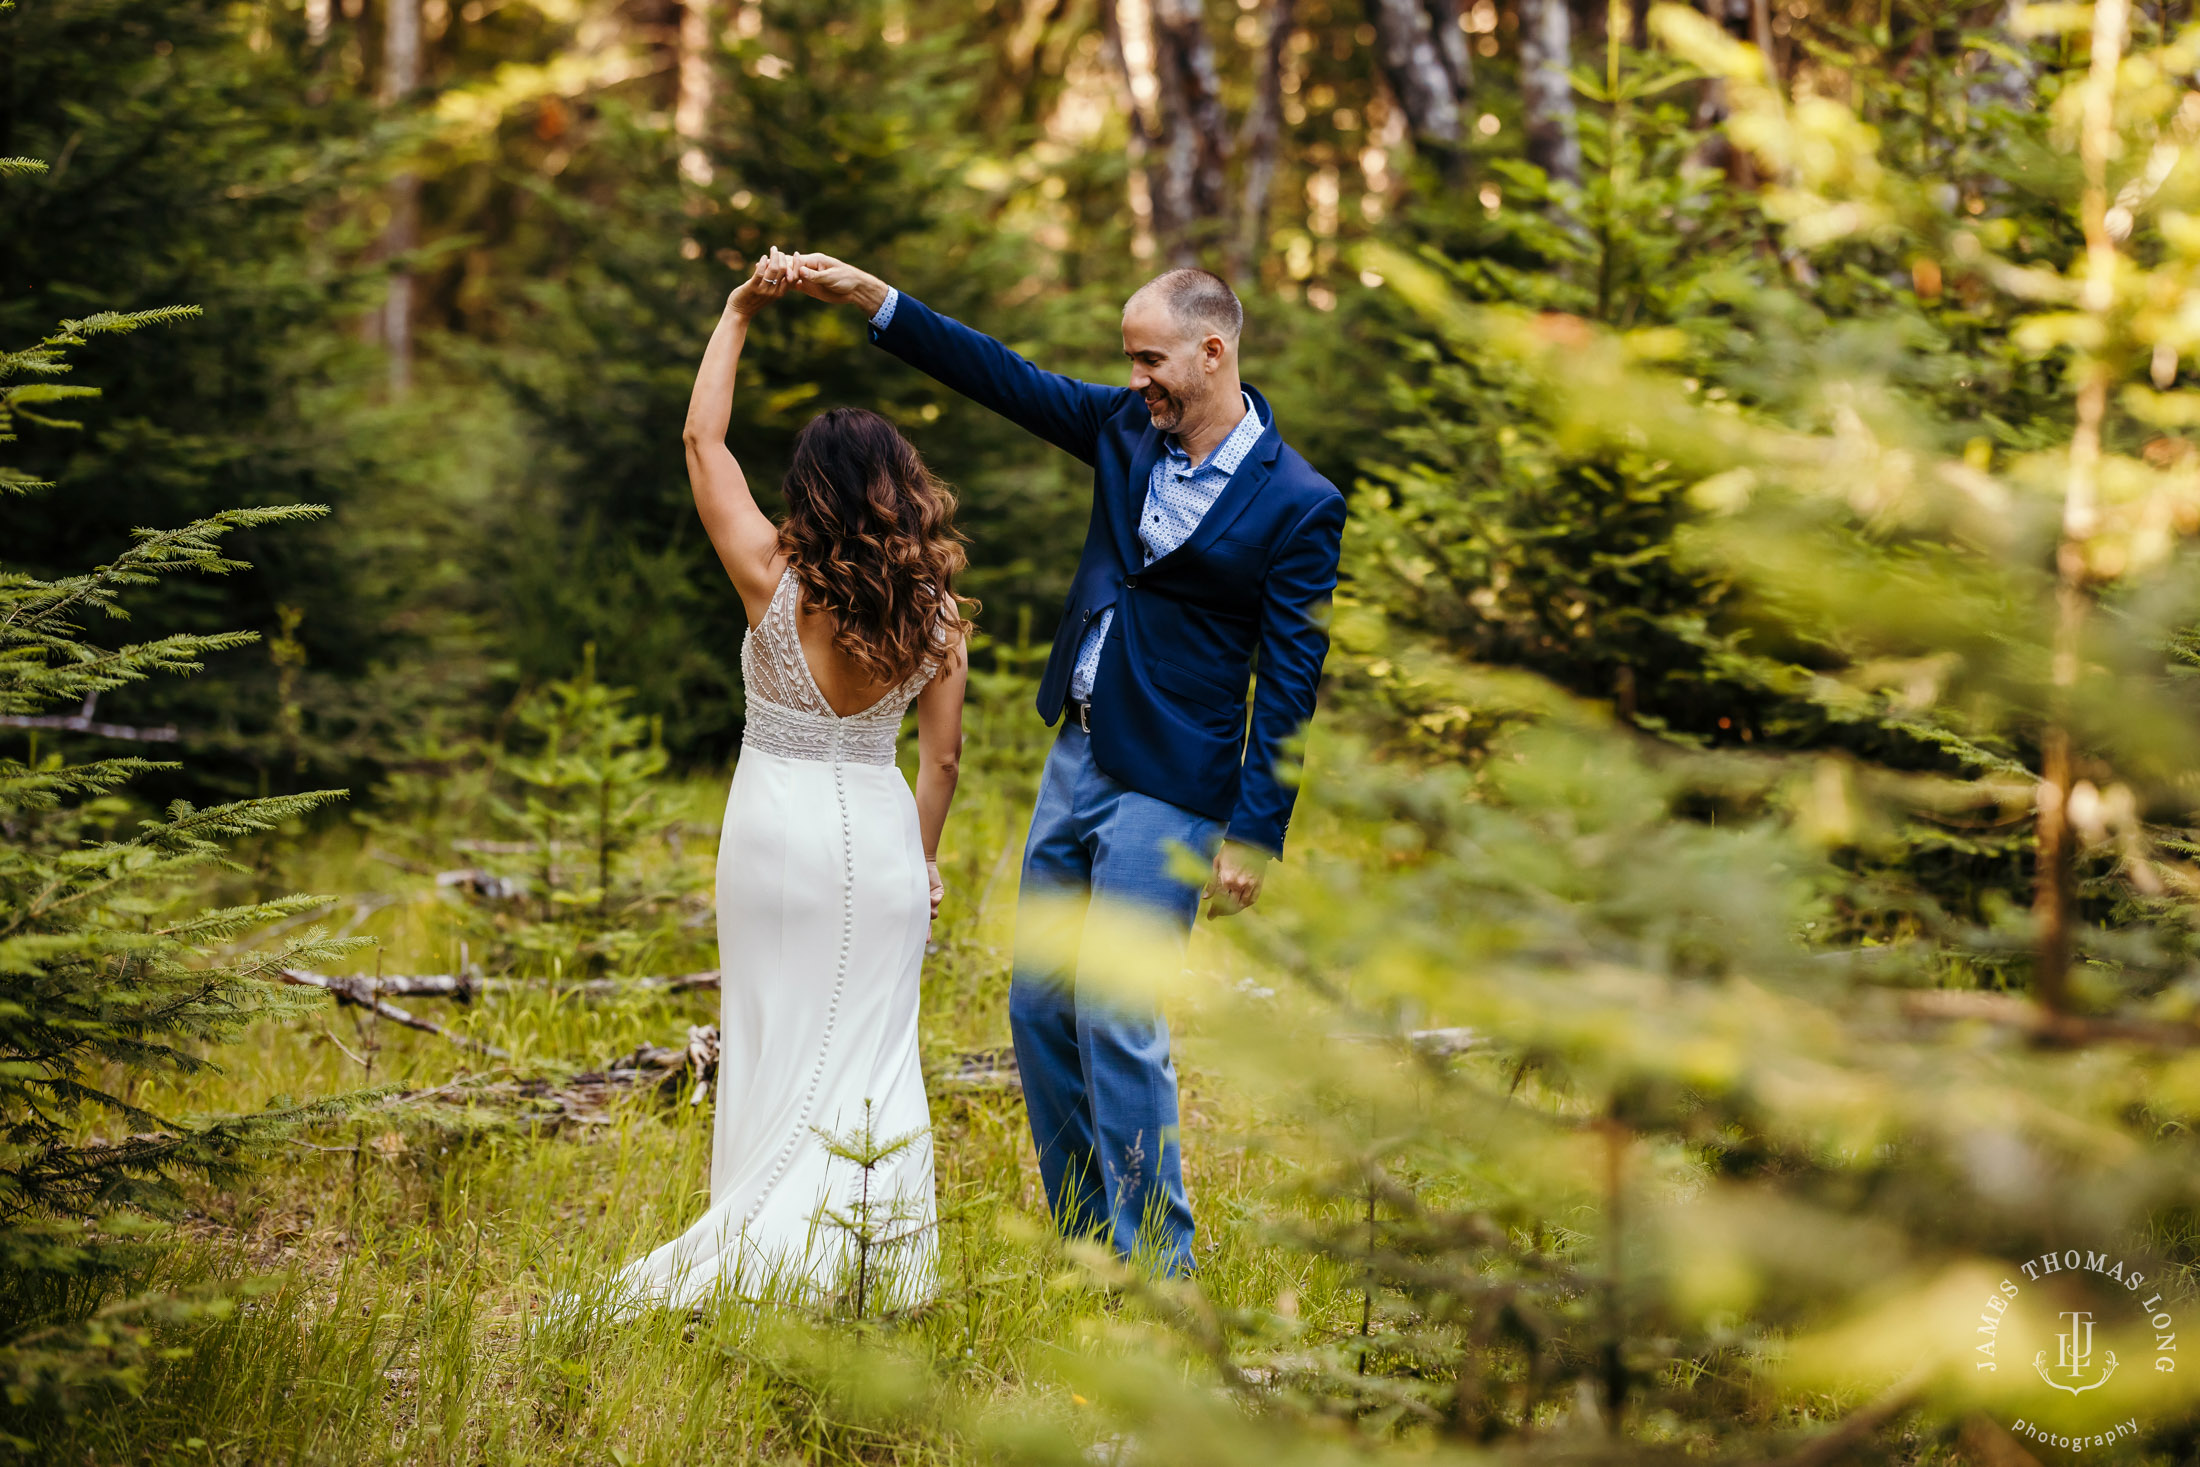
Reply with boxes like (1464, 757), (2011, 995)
(736, 553), (796, 629)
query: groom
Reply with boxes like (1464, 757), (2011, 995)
(793, 256), (1344, 1274)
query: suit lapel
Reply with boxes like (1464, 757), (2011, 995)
(1118, 424), (1167, 573)
(1152, 385), (1282, 568)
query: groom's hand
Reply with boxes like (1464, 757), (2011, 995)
(790, 253), (890, 316)
(1204, 842), (1268, 919)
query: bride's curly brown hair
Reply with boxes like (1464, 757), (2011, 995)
(778, 407), (976, 686)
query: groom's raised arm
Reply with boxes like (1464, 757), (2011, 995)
(793, 256), (1126, 466)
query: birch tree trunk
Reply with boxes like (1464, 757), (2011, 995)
(1101, 0), (1161, 261)
(1427, 0), (1472, 101)
(1519, 0), (1581, 184)
(1369, 0), (1465, 161)
(1233, 0), (1292, 278)
(676, 0), (715, 185)
(2034, 0), (2130, 1016)
(1149, 0), (1231, 265)
(380, 0), (421, 395)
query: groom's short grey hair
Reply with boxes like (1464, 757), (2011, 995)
(1128, 268), (1243, 343)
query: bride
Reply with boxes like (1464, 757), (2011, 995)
(600, 246), (971, 1314)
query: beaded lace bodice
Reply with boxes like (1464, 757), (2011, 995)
(739, 568), (936, 766)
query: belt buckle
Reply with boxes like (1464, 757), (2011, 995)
(1077, 701), (1091, 733)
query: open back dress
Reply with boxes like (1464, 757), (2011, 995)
(603, 566), (940, 1312)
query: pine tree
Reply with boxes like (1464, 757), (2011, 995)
(417, 647), (709, 984)
(0, 297), (371, 1416)
(811, 1100), (930, 1321)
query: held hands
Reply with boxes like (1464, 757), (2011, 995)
(726, 246), (889, 316)
(788, 253), (890, 315)
(728, 245), (796, 319)
(1204, 841), (1268, 919)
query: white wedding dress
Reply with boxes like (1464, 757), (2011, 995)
(602, 567), (939, 1314)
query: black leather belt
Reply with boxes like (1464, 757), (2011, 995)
(1068, 699), (1092, 732)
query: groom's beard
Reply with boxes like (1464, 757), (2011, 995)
(1142, 387), (1185, 433)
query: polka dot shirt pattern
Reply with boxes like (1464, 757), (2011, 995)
(1068, 391), (1265, 703)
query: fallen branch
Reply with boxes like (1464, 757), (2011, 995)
(277, 969), (510, 1059)
(435, 867), (528, 901)
(320, 1024), (370, 1069)
(275, 968), (723, 1001)
(538, 969), (722, 996)
(1409, 1026), (1481, 1059)
(935, 1046), (1019, 1091)
(330, 971), (480, 1000)
(0, 692), (179, 742)
(350, 1022), (1479, 1131)
(1332, 1026), (1485, 1059)
(371, 1036), (711, 1130)
(1901, 989), (2200, 1048)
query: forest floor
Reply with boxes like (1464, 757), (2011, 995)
(48, 765), (1365, 1466)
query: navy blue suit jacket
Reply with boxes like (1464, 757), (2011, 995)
(870, 293), (1345, 855)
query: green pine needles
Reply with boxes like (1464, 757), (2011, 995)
(0, 305), (373, 1419)
(810, 1100), (930, 1322)
(1, 304), (200, 498)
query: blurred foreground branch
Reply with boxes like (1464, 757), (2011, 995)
(1900, 990), (2200, 1049)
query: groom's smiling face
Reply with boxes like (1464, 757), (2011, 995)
(1121, 297), (1222, 436)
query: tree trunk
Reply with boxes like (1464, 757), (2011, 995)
(1369, 0), (1466, 166)
(1233, 0), (1292, 278)
(1427, 0), (1472, 99)
(1519, 0), (1582, 184)
(1747, 0), (1780, 95)
(1968, 0), (2038, 112)
(675, 0), (715, 185)
(380, 0), (421, 395)
(1101, 0), (1160, 261)
(1149, 0), (1232, 265)
(2034, 0), (2130, 1017)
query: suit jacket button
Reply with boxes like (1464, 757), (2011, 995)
(1124, 575), (1139, 589)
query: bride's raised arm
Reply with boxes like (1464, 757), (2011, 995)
(684, 245), (794, 624)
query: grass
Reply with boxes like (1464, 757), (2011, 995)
(35, 740), (1364, 1465)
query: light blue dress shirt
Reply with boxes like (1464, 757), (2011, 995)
(868, 289), (1265, 705)
(1069, 391), (1263, 702)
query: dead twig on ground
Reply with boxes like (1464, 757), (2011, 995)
(277, 968), (510, 1059)
(279, 968), (722, 1001)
